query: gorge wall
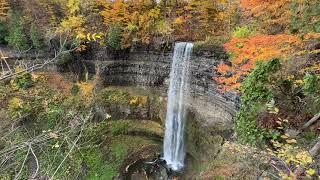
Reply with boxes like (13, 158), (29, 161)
(81, 50), (239, 137)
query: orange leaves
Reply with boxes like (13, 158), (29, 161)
(217, 63), (232, 74)
(240, 0), (291, 33)
(216, 34), (302, 92)
(224, 35), (301, 65)
(99, 0), (130, 27)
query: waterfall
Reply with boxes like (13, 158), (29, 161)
(163, 42), (193, 171)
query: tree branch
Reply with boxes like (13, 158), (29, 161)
(309, 139), (320, 157)
(301, 112), (320, 131)
(0, 35), (79, 81)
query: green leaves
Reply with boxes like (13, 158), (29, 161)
(107, 24), (122, 50)
(303, 74), (320, 96)
(5, 12), (28, 51)
(236, 59), (281, 146)
(30, 23), (43, 50)
(232, 26), (253, 38)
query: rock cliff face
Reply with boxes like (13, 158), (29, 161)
(82, 51), (239, 135)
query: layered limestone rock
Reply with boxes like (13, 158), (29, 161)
(82, 51), (239, 133)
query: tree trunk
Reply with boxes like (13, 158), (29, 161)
(309, 140), (320, 157)
(302, 112), (320, 130)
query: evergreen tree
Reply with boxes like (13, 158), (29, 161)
(0, 20), (7, 44)
(30, 23), (43, 50)
(107, 24), (122, 50)
(5, 13), (28, 51)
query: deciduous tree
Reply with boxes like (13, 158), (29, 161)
(215, 34), (301, 91)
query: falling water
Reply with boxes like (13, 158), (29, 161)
(163, 42), (193, 171)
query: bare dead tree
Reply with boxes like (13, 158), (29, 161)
(0, 35), (79, 81)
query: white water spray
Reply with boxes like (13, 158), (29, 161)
(163, 42), (193, 171)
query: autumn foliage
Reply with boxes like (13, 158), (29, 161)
(0, 0), (9, 21)
(215, 34), (302, 91)
(240, 0), (291, 34)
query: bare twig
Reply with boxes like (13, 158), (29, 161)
(0, 35), (79, 81)
(14, 143), (30, 180)
(29, 144), (39, 179)
(49, 111), (92, 180)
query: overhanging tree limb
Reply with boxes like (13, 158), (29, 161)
(0, 35), (79, 81)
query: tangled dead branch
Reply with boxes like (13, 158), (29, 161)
(0, 110), (93, 179)
(0, 35), (79, 81)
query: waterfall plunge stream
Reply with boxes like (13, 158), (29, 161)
(163, 42), (193, 171)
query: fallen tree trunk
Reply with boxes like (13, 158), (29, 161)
(309, 139), (320, 157)
(301, 112), (320, 131)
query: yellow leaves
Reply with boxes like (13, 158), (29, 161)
(270, 137), (314, 178)
(67, 0), (80, 15)
(8, 97), (23, 111)
(306, 169), (316, 176)
(240, 0), (291, 33)
(173, 17), (185, 25)
(76, 82), (94, 98)
(156, 20), (174, 36)
(129, 97), (138, 105)
(88, 33), (104, 42)
(76, 32), (86, 40)
(280, 134), (290, 139)
(286, 139), (297, 144)
(129, 96), (148, 106)
(295, 151), (313, 165)
(57, 15), (85, 35)
(75, 32), (104, 49)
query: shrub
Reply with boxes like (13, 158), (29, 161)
(236, 59), (281, 146)
(232, 26), (253, 38)
(303, 74), (320, 96)
(8, 97), (31, 118)
(303, 74), (320, 113)
(12, 73), (33, 89)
